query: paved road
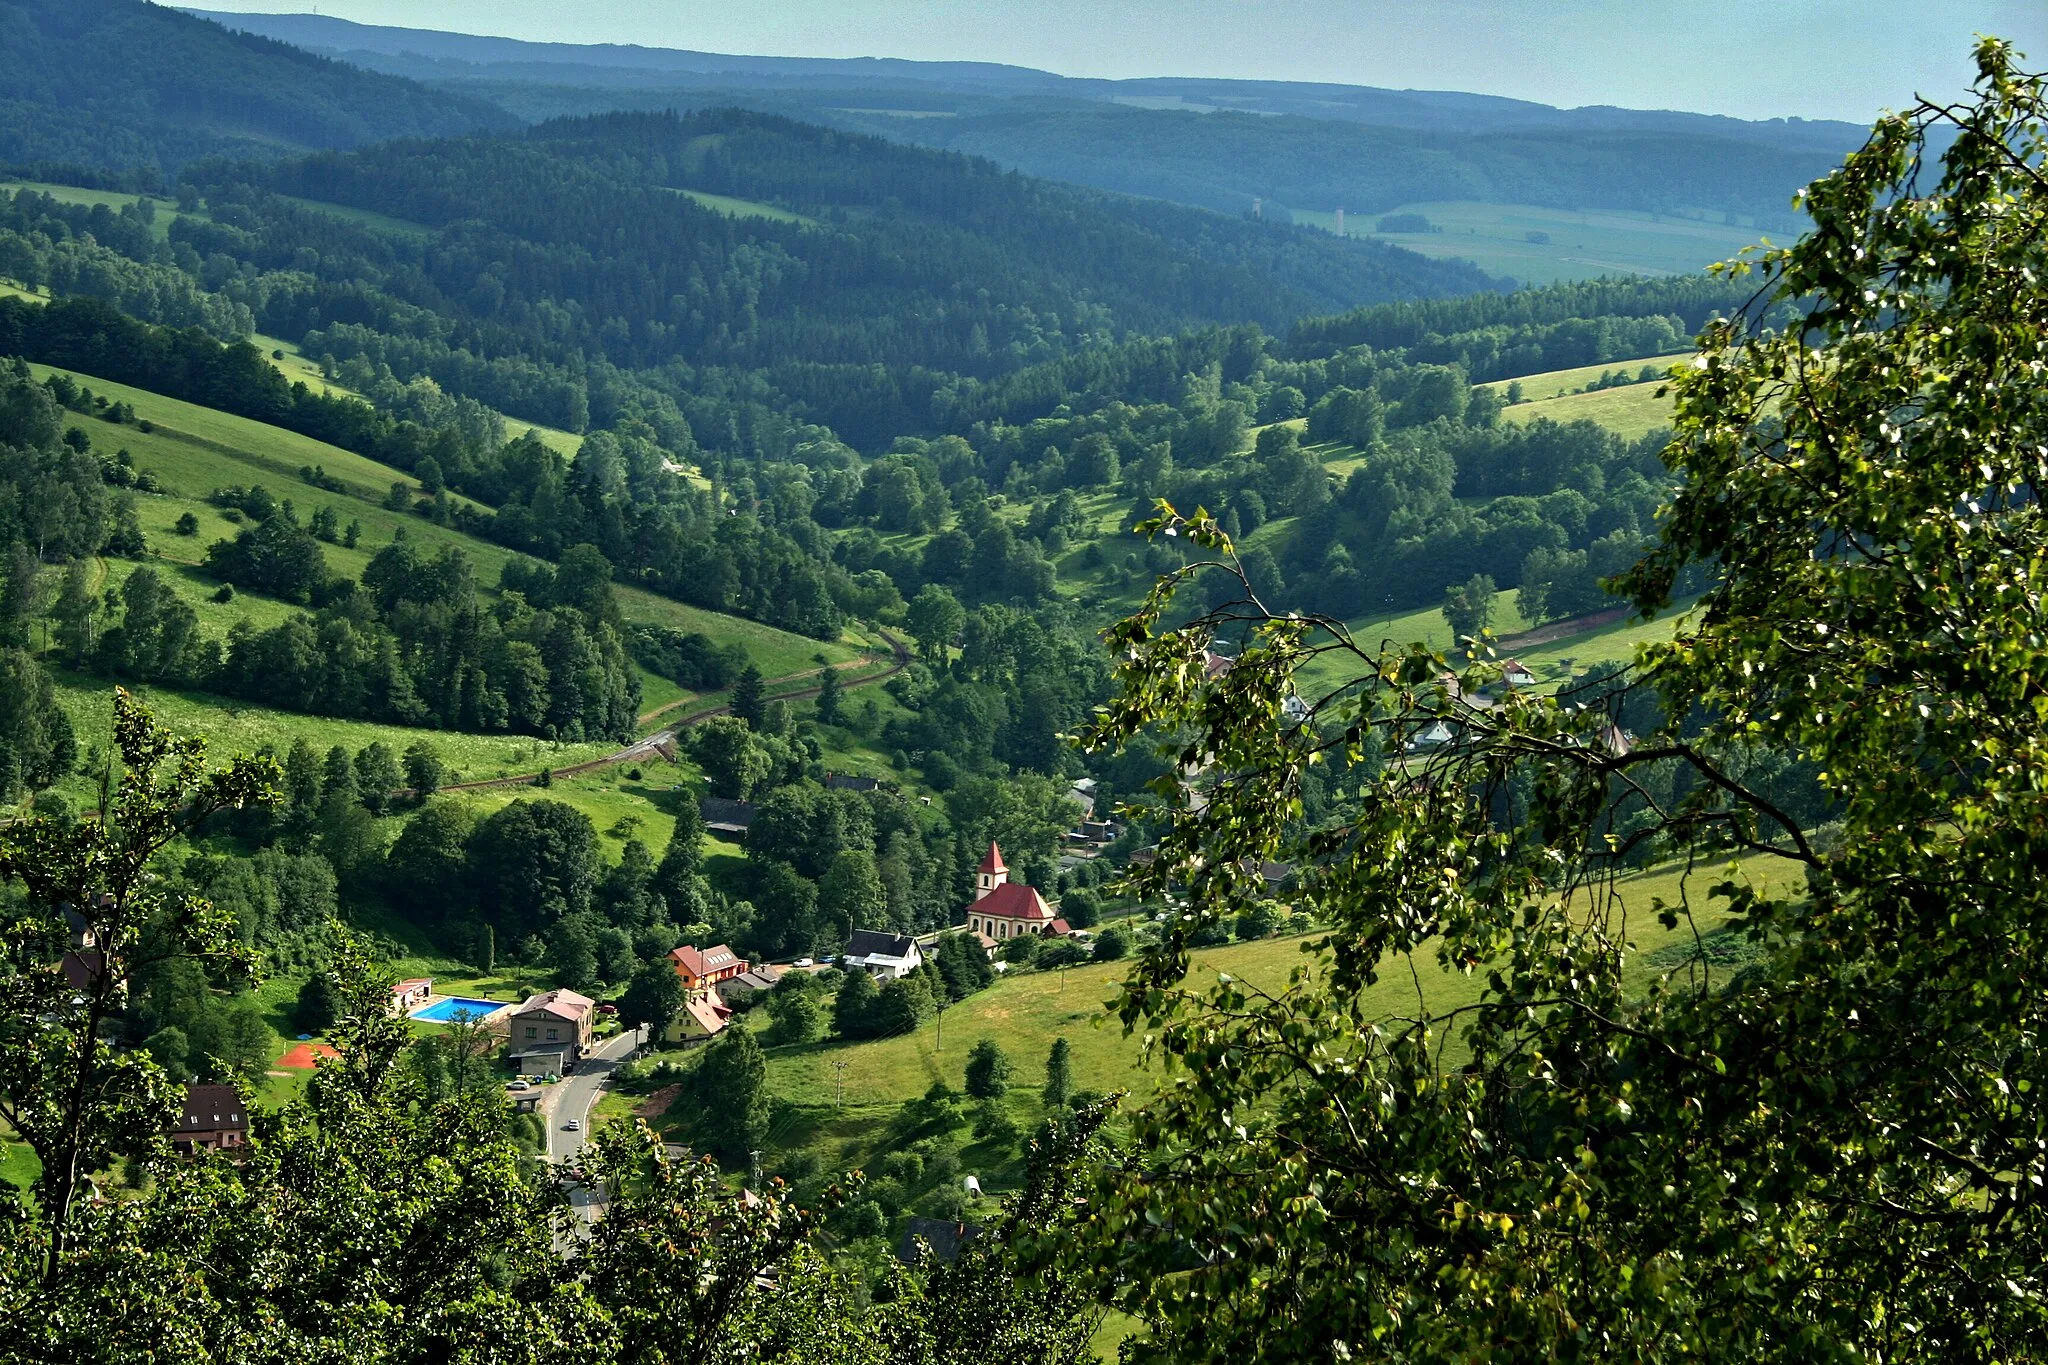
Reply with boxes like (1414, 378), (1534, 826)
(544, 1028), (643, 1227)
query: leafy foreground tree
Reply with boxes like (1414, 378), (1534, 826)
(1078, 42), (2048, 1363)
(0, 698), (1107, 1362)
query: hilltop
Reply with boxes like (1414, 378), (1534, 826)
(0, 0), (513, 180)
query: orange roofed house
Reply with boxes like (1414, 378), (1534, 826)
(669, 944), (745, 993)
(963, 843), (1058, 941)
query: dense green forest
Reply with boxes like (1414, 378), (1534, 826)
(0, 0), (512, 180)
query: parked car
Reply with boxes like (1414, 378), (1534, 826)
(505, 1080), (532, 1092)
(596, 1002), (618, 1015)
(793, 957), (814, 968)
(563, 1118), (581, 1132)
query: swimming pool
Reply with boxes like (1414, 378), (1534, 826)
(410, 996), (507, 1023)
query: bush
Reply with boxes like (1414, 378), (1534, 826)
(922, 1186), (968, 1222)
(864, 1176), (908, 1215)
(211, 584), (234, 604)
(999, 934), (1040, 965)
(875, 1149), (925, 1185)
(964, 1038), (1012, 1099)
(836, 1199), (887, 1239)
(971, 1101), (1019, 1144)
(1092, 926), (1130, 961)
(173, 511), (199, 536)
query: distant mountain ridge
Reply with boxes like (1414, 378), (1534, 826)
(0, 0), (514, 180)
(184, 8), (1867, 155)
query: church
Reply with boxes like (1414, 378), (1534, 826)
(963, 842), (1058, 940)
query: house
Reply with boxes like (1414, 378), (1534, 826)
(897, 1217), (984, 1265)
(716, 965), (784, 1003)
(170, 1083), (248, 1154)
(1045, 918), (1074, 938)
(1203, 648), (1235, 679)
(663, 993), (731, 1046)
(1068, 777), (1097, 820)
(962, 843), (1058, 942)
(1407, 719), (1457, 752)
(670, 944), (745, 994)
(508, 988), (595, 1069)
(1501, 658), (1538, 689)
(700, 796), (758, 837)
(972, 931), (999, 959)
(825, 772), (883, 793)
(391, 978), (432, 1013)
(842, 929), (923, 980)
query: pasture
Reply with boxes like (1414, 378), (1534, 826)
(1298, 200), (1767, 285)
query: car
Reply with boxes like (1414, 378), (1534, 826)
(596, 1002), (619, 1015)
(563, 1118), (581, 1132)
(792, 957), (814, 968)
(505, 1080), (532, 1092)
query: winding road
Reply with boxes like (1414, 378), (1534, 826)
(441, 627), (910, 794)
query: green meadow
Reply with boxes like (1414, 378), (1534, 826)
(1300, 200), (1768, 285)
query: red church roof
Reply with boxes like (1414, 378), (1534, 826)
(976, 881), (1053, 923)
(978, 842), (1008, 875)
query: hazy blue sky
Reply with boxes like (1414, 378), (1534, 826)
(198, 1), (2044, 123)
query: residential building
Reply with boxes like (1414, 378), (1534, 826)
(507, 988), (595, 1069)
(170, 1083), (248, 1154)
(897, 1217), (984, 1265)
(716, 965), (784, 1004)
(391, 977), (432, 1013)
(663, 993), (731, 1047)
(963, 843), (1058, 941)
(700, 796), (757, 837)
(670, 944), (745, 994)
(842, 929), (923, 979)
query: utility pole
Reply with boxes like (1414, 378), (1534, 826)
(749, 1147), (762, 1189)
(832, 1058), (849, 1110)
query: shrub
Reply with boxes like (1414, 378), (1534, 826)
(964, 1038), (1012, 1099)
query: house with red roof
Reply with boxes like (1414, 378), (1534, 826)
(963, 843), (1059, 942)
(669, 944), (745, 994)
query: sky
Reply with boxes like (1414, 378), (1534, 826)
(194, 0), (2045, 123)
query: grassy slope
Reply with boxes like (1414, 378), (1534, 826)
(670, 188), (817, 226)
(735, 853), (1807, 1192)
(1299, 200), (1765, 286)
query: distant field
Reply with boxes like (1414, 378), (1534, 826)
(1500, 380), (1680, 441)
(1, 180), (184, 240)
(670, 188), (815, 226)
(275, 194), (431, 240)
(1296, 200), (1768, 286)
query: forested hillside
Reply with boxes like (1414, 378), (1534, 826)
(0, 0), (513, 181)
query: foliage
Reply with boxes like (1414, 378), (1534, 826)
(963, 1037), (1012, 1100)
(618, 957), (685, 1039)
(1076, 46), (2048, 1362)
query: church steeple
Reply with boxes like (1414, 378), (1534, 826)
(975, 842), (1008, 900)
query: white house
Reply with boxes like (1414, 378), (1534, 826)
(842, 929), (924, 980)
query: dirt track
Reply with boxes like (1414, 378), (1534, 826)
(438, 628), (910, 794)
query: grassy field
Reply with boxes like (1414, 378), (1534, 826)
(671, 188), (816, 226)
(275, 194), (431, 240)
(2, 180), (185, 241)
(1299, 200), (1769, 286)
(1500, 380), (1681, 441)
(735, 850), (1806, 1195)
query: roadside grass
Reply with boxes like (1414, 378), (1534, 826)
(1305, 200), (1766, 286)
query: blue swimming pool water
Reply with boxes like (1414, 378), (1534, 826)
(411, 996), (506, 1023)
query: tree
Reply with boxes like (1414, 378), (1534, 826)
(813, 658), (843, 725)
(692, 716), (770, 800)
(0, 690), (278, 1280)
(402, 740), (444, 797)
(1043, 1037), (1072, 1109)
(964, 1037), (1011, 1100)
(906, 584), (966, 665)
(764, 987), (820, 1046)
(1091, 926), (1129, 962)
(833, 966), (880, 1040)
(1076, 48), (2048, 1361)
(353, 742), (402, 815)
(1440, 571), (1496, 646)
(729, 663), (766, 732)
(818, 848), (887, 939)
(294, 971), (339, 1034)
(871, 973), (933, 1038)
(466, 799), (601, 940)
(935, 931), (996, 1000)
(618, 957), (685, 1039)
(383, 801), (474, 920)
(655, 797), (706, 908)
(688, 1025), (768, 1166)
